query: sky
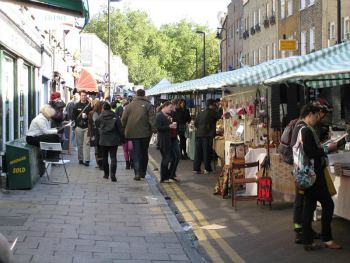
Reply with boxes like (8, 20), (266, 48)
(89, 0), (231, 30)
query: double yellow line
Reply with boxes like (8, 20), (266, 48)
(149, 156), (245, 263)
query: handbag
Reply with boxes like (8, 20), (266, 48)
(292, 127), (316, 189)
(324, 167), (337, 196)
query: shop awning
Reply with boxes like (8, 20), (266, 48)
(150, 42), (350, 95)
(75, 68), (98, 92)
(8, 0), (89, 24)
(146, 78), (171, 96)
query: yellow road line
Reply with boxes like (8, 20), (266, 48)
(164, 184), (225, 263)
(148, 155), (245, 263)
(167, 183), (246, 263)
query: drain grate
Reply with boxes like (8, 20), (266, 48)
(120, 196), (148, 204)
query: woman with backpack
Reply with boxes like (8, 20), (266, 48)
(292, 103), (340, 251)
(96, 102), (124, 182)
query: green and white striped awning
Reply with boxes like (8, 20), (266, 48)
(149, 42), (350, 95)
(146, 78), (172, 96)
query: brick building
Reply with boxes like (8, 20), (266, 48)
(242, 0), (279, 66)
(322, 0), (350, 48)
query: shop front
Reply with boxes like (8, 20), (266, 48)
(0, 9), (41, 152)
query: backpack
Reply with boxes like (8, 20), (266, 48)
(278, 118), (299, 164)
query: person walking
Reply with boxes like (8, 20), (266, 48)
(49, 91), (66, 129)
(73, 90), (92, 166)
(175, 99), (191, 159)
(121, 89), (155, 181)
(88, 99), (103, 169)
(193, 99), (220, 174)
(292, 103), (340, 251)
(96, 102), (124, 182)
(121, 99), (133, 170)
(156, 101), (180, 183)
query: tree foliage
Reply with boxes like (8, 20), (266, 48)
(85, 8), (220, 88)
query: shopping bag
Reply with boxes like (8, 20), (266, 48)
(150, 133), (158, 145)
(324, 167), (337, 196)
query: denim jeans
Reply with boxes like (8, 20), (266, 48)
(132, 137), (150, 177)
(169, 139), (180, 178)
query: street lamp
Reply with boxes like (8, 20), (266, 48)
(216, 27), (227, 72)
(195, 30), (206, 77)
(106, 0), (122, 100)
(190, 47), (198, 79)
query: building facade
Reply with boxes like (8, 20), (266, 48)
(322, 0), (350, 48)
(226, 0), (244, 70)
(242, 0), (279, 65)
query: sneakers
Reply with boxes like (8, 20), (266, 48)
(203, 170), (211, 174)
(84, 161), (90, 167)
(134, 176), (141, 181)
(192, 170), (202, 174)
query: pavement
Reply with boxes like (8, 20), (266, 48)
(0, 149), (204, 263)
(148, 146), (350, 263)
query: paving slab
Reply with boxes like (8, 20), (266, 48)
(0, 149), (203, 262)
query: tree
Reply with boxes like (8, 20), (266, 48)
(85, 8), (219, 88)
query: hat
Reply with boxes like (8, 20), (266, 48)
(50, 92), (61, 101)
(314, 98), (333, 112)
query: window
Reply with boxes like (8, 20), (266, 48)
(329, 22), (335, 40)
(258, 49), (261, 63)
(266, 3), (270, 17)
(253, 11), (257, 26)
(258, 8), (261, 25)
(344, 17), (350, 40)
(280, 0), (285, 19)
(300, 0), (306, 10)
(287, 0), (293, 16)
(300, 31), (306, 55)
(253, 50), (256, 65)
(310, 27), (315, 52)
(272, 0), (276, 15)
(266, 45), (270, 60)
(272, 42), (276, 59)
(309, 0), (315, 6)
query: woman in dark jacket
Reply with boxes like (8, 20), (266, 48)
(49, 92), (66, 129)
(96, 102), (124, 182)
(155, 101), (179, 183)
(293, 103), (340, 251)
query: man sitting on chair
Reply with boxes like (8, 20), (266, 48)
(26, 104), (60, 160)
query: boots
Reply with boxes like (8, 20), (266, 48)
(125, 161), (131, 170)
(111, 175), (117, 182)
(130, 160), (134, 169)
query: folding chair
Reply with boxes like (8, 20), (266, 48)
(231, 160), (259, 210)
(39, 142), (70, 184)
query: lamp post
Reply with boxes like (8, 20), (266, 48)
(196, 30), (206, 77)
(216, 27), (227, 72)
(337, 0), (341, 44)
(106, 0), (122, 100)
(191, 47), (198, 78)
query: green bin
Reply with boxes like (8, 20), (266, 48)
(5, 138), (41, 190)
